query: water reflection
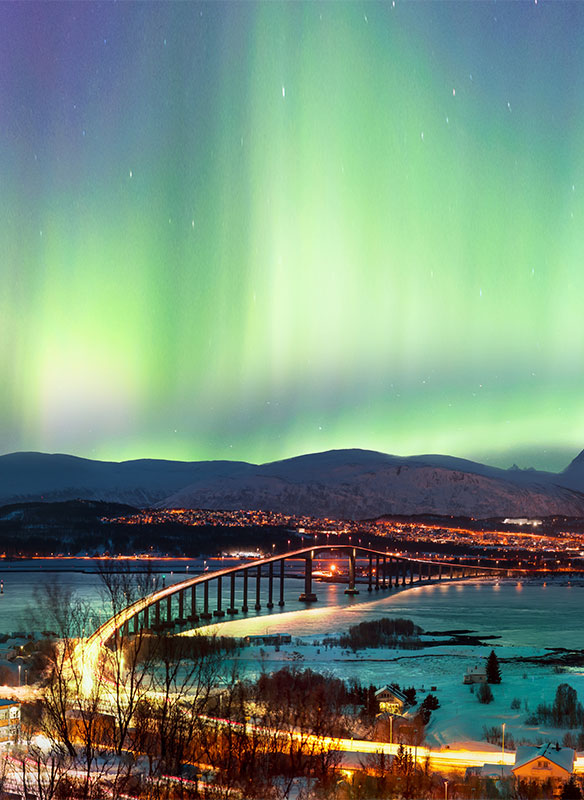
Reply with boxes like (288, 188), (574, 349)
(0, 561), (583, 649)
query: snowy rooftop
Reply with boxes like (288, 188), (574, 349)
(514, 744), (575, 774)
(375, 685), (408, 703)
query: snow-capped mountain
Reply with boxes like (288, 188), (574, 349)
(162, 449), (584, 518)
(0, 451), (250, 507)
(1, 448), (584, 519)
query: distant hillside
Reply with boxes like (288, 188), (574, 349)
(0, 499), (293, 557)
(1, 447), (584, 519)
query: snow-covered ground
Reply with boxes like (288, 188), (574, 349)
(228, 638), (584, 751)
(188, 580), (584, 753)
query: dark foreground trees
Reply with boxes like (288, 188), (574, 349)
(477, 682), (494, 704)
(15, 570), (363, 799)
(525, 683), (584, 728)
(486, 650), (502, 684)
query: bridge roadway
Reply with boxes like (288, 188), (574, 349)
(79, 546), (508, 678)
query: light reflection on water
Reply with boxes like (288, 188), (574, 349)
(0, 560), (582, 649)
(198, 577), (584, 649)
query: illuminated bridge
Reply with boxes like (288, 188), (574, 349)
(87, 546), (511, 650)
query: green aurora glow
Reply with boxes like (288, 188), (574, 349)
(1, 2), (584, 470)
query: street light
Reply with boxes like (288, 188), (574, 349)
(444, 779), (449, 800)
(502, 722), (506, 765)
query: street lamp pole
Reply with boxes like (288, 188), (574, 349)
(444, 779), (449, 800)
(502, 722), (506, 766)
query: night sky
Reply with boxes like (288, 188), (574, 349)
(2, 1), (584, 471)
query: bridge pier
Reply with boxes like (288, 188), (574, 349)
(375, 556), (380, 591)
(255, 565), (262, 610)
(267, 562), (274, 608)
(214, 576), (225, 617)
(279, 559), (285, 606)
(201, 581), (212, 620)
(242, 569), (249, 612)
(155, 600), (161, 627)
(299, 551), (317, 602)
(438, 563), (442, 581)
(166, 594), (172, 626)
(227, 572), (238, 615)
(344, 549), (359, 595)
(188, 584), (199, 623)
(368, 555), (373, 592)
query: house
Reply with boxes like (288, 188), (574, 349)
(463, 665), (487, 684)
(512, 744), (574, 786)
(375, 685), (408, 715)
(0, 699), (20, 744)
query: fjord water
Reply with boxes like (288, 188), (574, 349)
(0, 558), (582, 649)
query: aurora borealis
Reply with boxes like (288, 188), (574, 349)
(2, 1), (584, 471)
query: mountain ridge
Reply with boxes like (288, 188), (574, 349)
(1, 447), (584, 519)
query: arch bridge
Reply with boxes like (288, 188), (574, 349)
(87, 546), (511, 649)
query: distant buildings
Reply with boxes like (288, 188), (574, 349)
(244, 634), (292, 646)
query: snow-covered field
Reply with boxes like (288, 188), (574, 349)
(192, 578), (584, 751)
(226, 638), (584, 750)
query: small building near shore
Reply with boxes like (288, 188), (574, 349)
(463, 665), (487, 684)
(0, 699), (20, 744)
(244, 634), (292, 647)
(512, 744), (574, 785)
(375, 685), (408, 715)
